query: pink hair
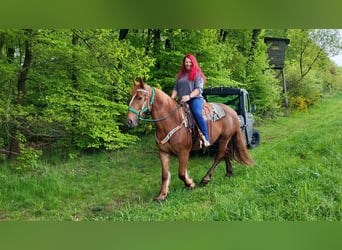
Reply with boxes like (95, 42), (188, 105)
(177, 54), (206, 84)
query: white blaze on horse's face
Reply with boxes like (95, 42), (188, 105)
(126, 86), (148, 128)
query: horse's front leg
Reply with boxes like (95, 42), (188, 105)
(178, 151), (195, 189)
(156, 150), (171, 202)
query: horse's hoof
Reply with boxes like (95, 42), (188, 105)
(200, 179), (210, 186)
(155, 197), (166, 203)
(155, 194), (167, 202)
(188, 182), (196, 189)
(155, 198), (165, 203)
(225, 173), (233, 178)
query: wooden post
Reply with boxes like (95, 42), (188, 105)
(281, 69), (288, 109)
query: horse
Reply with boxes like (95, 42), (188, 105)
(126, 78), (254, 201)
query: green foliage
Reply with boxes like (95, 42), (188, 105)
(245, 30), (282, 118)
(0, 28), (341, 161)
(265, 29), (341, 113)
(332, 66), (342, 92)
(0, 138), (5, 161)
(15, 133), (43, 172)
(285, 63), (324, 111)
(1, 29), (154, 157)
(0, 93), (340, 221)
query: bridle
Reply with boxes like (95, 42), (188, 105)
(128, 86), (182, 122)
(128, 86), (155, 117)
(128, 85), (187, 144)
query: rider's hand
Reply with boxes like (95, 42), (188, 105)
(181, 95), (191, 102)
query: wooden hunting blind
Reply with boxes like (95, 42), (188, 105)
(264, 37), (290, 69)
(264, 37), (291, 109)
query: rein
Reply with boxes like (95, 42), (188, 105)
(140, 103), (183, 122)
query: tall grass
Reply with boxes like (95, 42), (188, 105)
(0, 94), (341, 221)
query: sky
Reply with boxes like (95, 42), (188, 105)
(331, 53), (342, 66)
(330, 29), (342, 67)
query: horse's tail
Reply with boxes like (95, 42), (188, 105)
(228, 129), (254, 166)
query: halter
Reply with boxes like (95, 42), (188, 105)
(128, 86), (182, 122)
(128, 86), (155, 118)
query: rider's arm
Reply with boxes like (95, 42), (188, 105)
(171, 89), (178, 100)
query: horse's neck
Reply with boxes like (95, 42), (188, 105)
(151, 89), (181, 127)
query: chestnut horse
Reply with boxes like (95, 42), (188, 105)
(126, 79), (254, 201)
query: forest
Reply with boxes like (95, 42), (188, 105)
(0, 29), (341, 168)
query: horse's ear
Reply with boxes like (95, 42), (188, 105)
(132, 77), (139, 86)
(139, 77), (144, 88)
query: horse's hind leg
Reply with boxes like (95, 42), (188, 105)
(200, 137), (231, 186)
(200, 143), (227, 186)
(156, 150), (171, 202)
(200, 157), (221, 186)
(224, 147), (233, 177)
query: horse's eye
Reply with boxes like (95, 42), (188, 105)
(137, 96), (143, 101)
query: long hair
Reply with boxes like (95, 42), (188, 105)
(177, 54), (206, 84)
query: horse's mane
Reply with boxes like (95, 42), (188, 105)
(153, 86), (178, 108)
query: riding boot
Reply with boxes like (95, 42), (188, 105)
(200, 133), (210, 147)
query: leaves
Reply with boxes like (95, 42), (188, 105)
(0, 29), (341, 158)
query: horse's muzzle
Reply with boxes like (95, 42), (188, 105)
(126, 117), (138, 128)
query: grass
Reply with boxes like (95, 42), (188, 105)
(0, 93), (341, 221)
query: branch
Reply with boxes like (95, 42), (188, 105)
(0, 148), (20, 156)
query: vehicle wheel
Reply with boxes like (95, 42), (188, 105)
(248, 129), (260, 149)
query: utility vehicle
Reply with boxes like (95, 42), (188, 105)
(203, 87), (260, 149)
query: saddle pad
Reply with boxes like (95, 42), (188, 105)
(210, 103), (225, 121)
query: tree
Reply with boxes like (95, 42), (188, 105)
(287, 29), (342, 82)
(1, 28), (340, 161)
(0, 29), (155, 160)
(0, 29), (34, 158)
(264, 29), (342, 111)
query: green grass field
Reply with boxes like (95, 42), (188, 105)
(0, 93), (341, 221)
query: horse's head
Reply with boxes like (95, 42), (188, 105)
(126, 78), (154, 128)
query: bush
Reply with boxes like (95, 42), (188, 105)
(14, 133), (43, 172)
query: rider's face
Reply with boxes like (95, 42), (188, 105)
(184, 57), (192, 71)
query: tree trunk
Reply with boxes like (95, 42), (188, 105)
(250, 29), (261, 58)
(219, 29), (228, 42)
(0, 37), (4, 59)
(8, 29), (33, 158)
(246, 29), (261, 73)
(70, 32), (79, 147)
(6, 47), (15, 62)
(145, 29), (152, 54)
(119, 29), (129, 40)
(152, 29), (161, 69)
(17, 33), (32, 105)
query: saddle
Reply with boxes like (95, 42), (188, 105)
(182, 101), (225, 147)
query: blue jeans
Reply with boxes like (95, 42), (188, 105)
(189, 98), (210, 141)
